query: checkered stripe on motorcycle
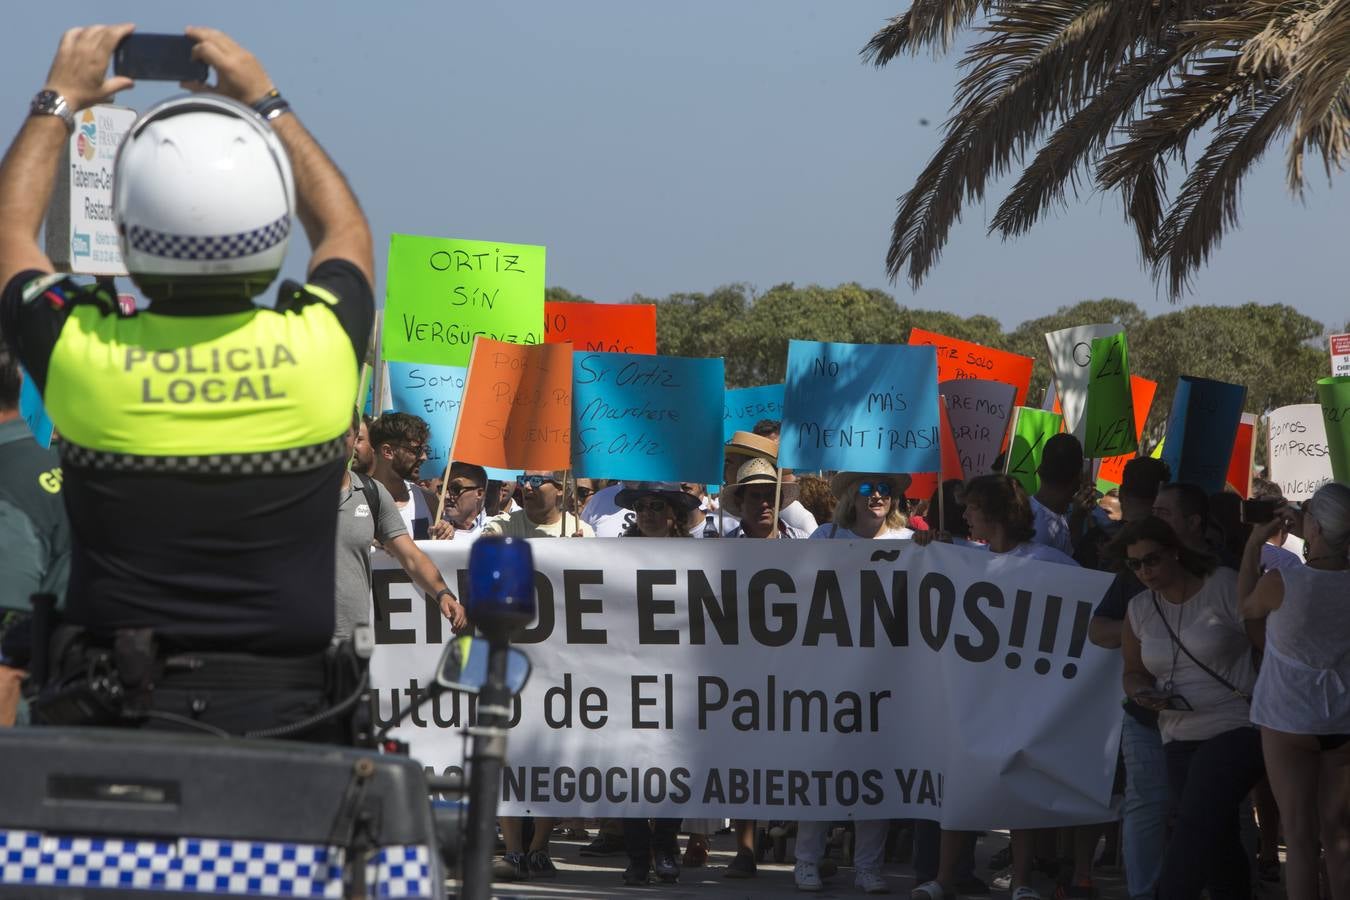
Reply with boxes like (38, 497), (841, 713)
(127, 216), (290, 261)
(0, 830), (434, 898)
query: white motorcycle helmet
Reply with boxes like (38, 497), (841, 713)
(113, 95), (296, 300)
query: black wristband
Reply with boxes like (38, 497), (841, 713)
(251, 89), (291, 122)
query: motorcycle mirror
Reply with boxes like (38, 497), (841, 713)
(436, 637), (531, 696)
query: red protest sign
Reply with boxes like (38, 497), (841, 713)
(1226, 413), (1257, 498)
(544, 301), (657, 355)
(908, 328), (1035, 408)
(906, 398), (963, 500)
(1096, 375), (1157, 489)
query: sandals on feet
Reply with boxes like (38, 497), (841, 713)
(911, 880), (954, 900)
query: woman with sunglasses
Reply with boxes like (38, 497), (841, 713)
(810, 472), (914, 541)
(793, 471), (914, 894)
(1120, 516), (1261, 900)
(611, 483), (702, 885)
(1240, 482), (1350, 900)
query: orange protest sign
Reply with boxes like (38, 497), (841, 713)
(908, 328), (1035, 408)
(1096, 376), (1157, 490)
(906, 399), (963, 500)
(451, 338), (573, 470)
(1226, 413), (1257, 498)
(544, 301), (657, 354)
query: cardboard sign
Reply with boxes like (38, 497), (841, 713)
(1082, 332), (1136, 458)
(1004, 407), (1064, 496)
(1226, 413), (1258, 498)
(1317, 376), (1350, 482)
(908, 328), (1034, 408)
(940, 379), (1016, 480)
(1160, 376), (1247, 495)
(906, 399), (964, 501)
(19, 374), (53, 448)
(452, 339), (573, 471)
(544, 301), (657, 355)
(1331, 333), (1350, 377)
(1095, 376), (1157, 491)
(1045, 324), (1120, 438)
(779, 340), (940, 474)
(571, 352), (724, 482)
(723, 384), (785, 440)
(44, 104), (137, 275)
(383, 233), (544, 367)
(385, 361), (470, 479)
(1266, 404), (1334, 500)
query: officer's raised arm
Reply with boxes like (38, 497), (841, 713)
(183, 26), (374, 287)
(0, 24), (135, 290)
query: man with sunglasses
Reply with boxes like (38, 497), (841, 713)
(367, 413), (449, 540)
(482, 470), (594, 538)
(439, 461), (488, 538)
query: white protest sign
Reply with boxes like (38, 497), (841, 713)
(44, 105), (137, 275)
(940, 378), (1016, 480)
(1266, 404), (1333, 500)
(1332, 333), (1350, 378)
(1045, 324), (1119, 438)
(371, 539), (1120, 829)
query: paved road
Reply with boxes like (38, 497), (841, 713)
(449, 828), (1133, 900)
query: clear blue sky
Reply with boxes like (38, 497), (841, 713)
(7, 2), (1348, 331)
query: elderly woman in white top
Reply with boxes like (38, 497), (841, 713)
(1240, 481), (1350, 900)
(1121, 515), (1262, 900)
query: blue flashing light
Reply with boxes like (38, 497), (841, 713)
(467, 536), (536, 637)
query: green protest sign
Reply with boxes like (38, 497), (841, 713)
(383, 233), (545, 367)
(1083, 332), (1136, 459)
(1004, 406), (1063, 495)
(1317, 376), (1350, 482)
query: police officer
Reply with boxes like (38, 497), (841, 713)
(0, 25), (399, 739)
(0, 345), (70, 726)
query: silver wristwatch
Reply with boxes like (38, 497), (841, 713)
(30, 90), (74, 132)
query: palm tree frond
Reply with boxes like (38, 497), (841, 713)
(1153, 91), (1293, 299)
(862, 0), (994, 64)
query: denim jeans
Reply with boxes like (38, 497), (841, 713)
(1120, 710), (1169, 900)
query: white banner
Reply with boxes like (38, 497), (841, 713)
(370, 539), (1121, 829)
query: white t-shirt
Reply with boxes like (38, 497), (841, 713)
(999, 541), (1079, 567)
(1030, 496), (1073, 556)
(1126, 568), (1256, 743)
(397, 480), (432, 540)
(778, 500), (818, 535)
(809, 523), (914, 540)
(581, 484), (634, 537)
(483, 509), (595, 538)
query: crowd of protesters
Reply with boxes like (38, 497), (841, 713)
(333, 403), (1350, 899)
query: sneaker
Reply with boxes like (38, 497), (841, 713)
(911, 881), (954, 900)
(622, 862), (650, 886)
(492, 851), (528, 882)
(526, 849), (557, 878)
(723, 847), (757, 879)
(855, 869), (891, 894)
(653, 850), (680, 883)
(579, 833), (626, 856)
(794, 860), (822, 892)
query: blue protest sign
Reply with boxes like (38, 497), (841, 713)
(571, 352), (724, 482)
(19, 373), (53, 448)
(723, 384), (785, 440)
(1160, 375), (1247, 494)
(779, 340), (940, 473)
(386, 361), (468, 481)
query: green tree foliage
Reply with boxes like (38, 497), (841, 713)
(590, 285), (1330, 445)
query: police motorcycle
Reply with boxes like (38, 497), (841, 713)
(0, 536), (536, 900)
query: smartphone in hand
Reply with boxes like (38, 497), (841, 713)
(113, 34), (208, 82)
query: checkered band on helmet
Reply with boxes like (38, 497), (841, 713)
(127, 216), (291, 262)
